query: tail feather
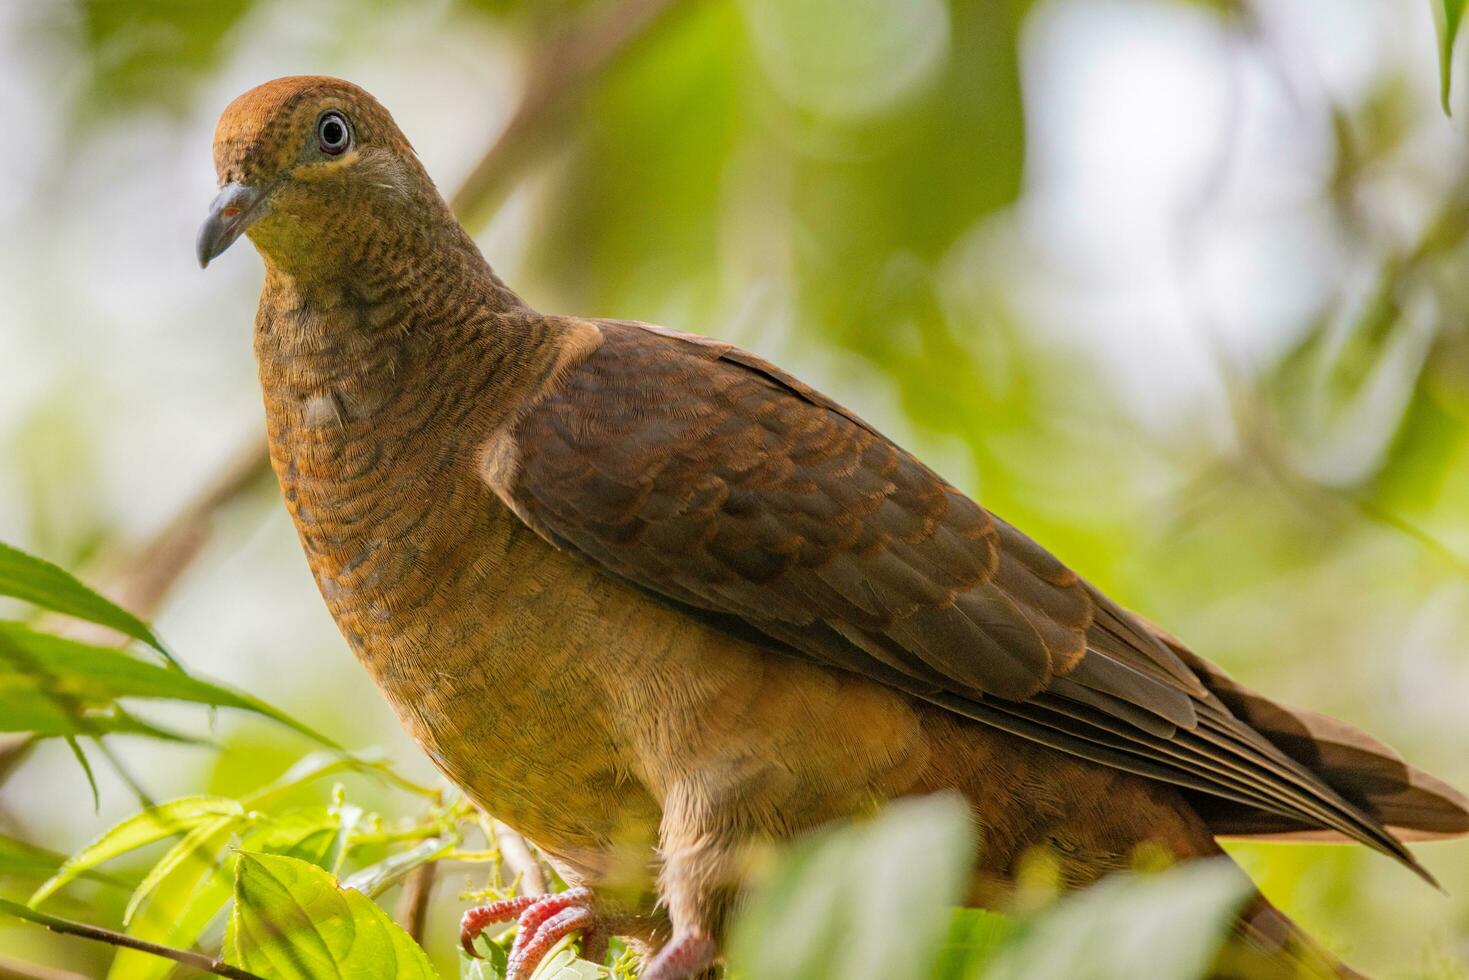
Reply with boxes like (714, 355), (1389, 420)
(1215, 892), (1369, 980)
(1153, 629), (1469, 844)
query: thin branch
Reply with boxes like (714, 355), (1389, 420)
(0, 899), (264, 980)
(0, 734), (35, 787)
(395, 860), (437, 944)
(90, 442), (276, 622)
(491, 819), (547, 897)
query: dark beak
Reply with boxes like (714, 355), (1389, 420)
(196, 182), (271, 268)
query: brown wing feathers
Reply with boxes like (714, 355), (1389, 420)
(500, 318), (1459, 880)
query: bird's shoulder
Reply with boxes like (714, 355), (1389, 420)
(480, 318), (1193, 708)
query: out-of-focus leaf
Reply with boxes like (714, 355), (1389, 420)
(982, 861), (1253, 980)
(226, 851), (439, 980)
(0, 540), (168, 658)
(931, 907), (1018, 979)
(242, 749), (437, 809)
(728, 792), (974, 980)
(341, 835), (455, 899)
(0, 831), (130, 889)
(0, 622), (337, 748)
(1369, 385), (1467, 513)
(0, 687), (202, 740)
(536, 0), (743, 322)
(1435, 0), (1469, 114)
(741, 0), (950, 119)
(0, 833), (71, 881)
(64, 734), (99, 811)
(68, 0), (254, 112)
(30, 795), (244, 907)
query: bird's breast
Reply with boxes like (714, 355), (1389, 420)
(253, 296), (657, 851)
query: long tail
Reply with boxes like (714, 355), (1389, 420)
(1154, 629), (1469, 845)
(1214, 892), (1368, 980)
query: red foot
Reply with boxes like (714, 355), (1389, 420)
(641, 932), (717, 980)
(460, 888), (601, 980)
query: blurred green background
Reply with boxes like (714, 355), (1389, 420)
(2, 0), (1469, 975)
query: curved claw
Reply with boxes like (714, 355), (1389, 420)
(460, 887), (600, 979)
(507, 904), (596, 980)
(460, 894), (538, 957)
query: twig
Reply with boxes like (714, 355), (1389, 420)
(89, 442), (276, 622)
(492, 819), (548, 897)
(0, 899), (263, 980)
(0, 734), (34, 787)
(396, 861), (437, 944)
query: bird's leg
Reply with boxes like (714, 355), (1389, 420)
(641, 783), (738, 980)
(639, 932), (719, 980)
(460, 886), (608, 980)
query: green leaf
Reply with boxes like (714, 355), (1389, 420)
(64, 734), (99, 810)
(238, 808), (344, 872)
(341, 836), (455, 899)
(1438, 0), (1469, 114)
(124, 814), (242, 925)
(932, 907), (1018, 979)
(242, 749), (438, 809)
(983, 861), (1253, 980)
(108, 817), (239, 980)
(0, 686), (199, 739)
(228, 851), (440, 980)
(112, 808), (346, 980)
(0, 540), (169, 658)
(529, 934), (604, 979)
(30, 795), (244, 907)
(69, 0), (255, 113)
(0, 622), (337, 748)
(461, 938), (510, 980)
(729, 792), (974, 980)
(0, 831), (129, 888)
(0, 832), (71, 880)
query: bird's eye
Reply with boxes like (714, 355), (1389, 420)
(316, 111), (351, 155)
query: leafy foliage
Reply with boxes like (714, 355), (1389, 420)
(0, 620), (333, 745)
(731, 797), (1249, 980)
(0, 539), (335, 764)
(30, 796), (244, 908)
(0, 541), (168, 657)
(729, 793), (976, 980)
(4, 0), (1469, 977)
(228, 852), (438, 980)
(980, 863), (1251, 980)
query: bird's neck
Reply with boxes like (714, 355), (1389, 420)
(252, 239), (578, 649)
(252, 224), (534, 406)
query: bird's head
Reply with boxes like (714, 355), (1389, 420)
(197, 76), (440, 275)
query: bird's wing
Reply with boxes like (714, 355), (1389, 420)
(487, 318), (1424, 875)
